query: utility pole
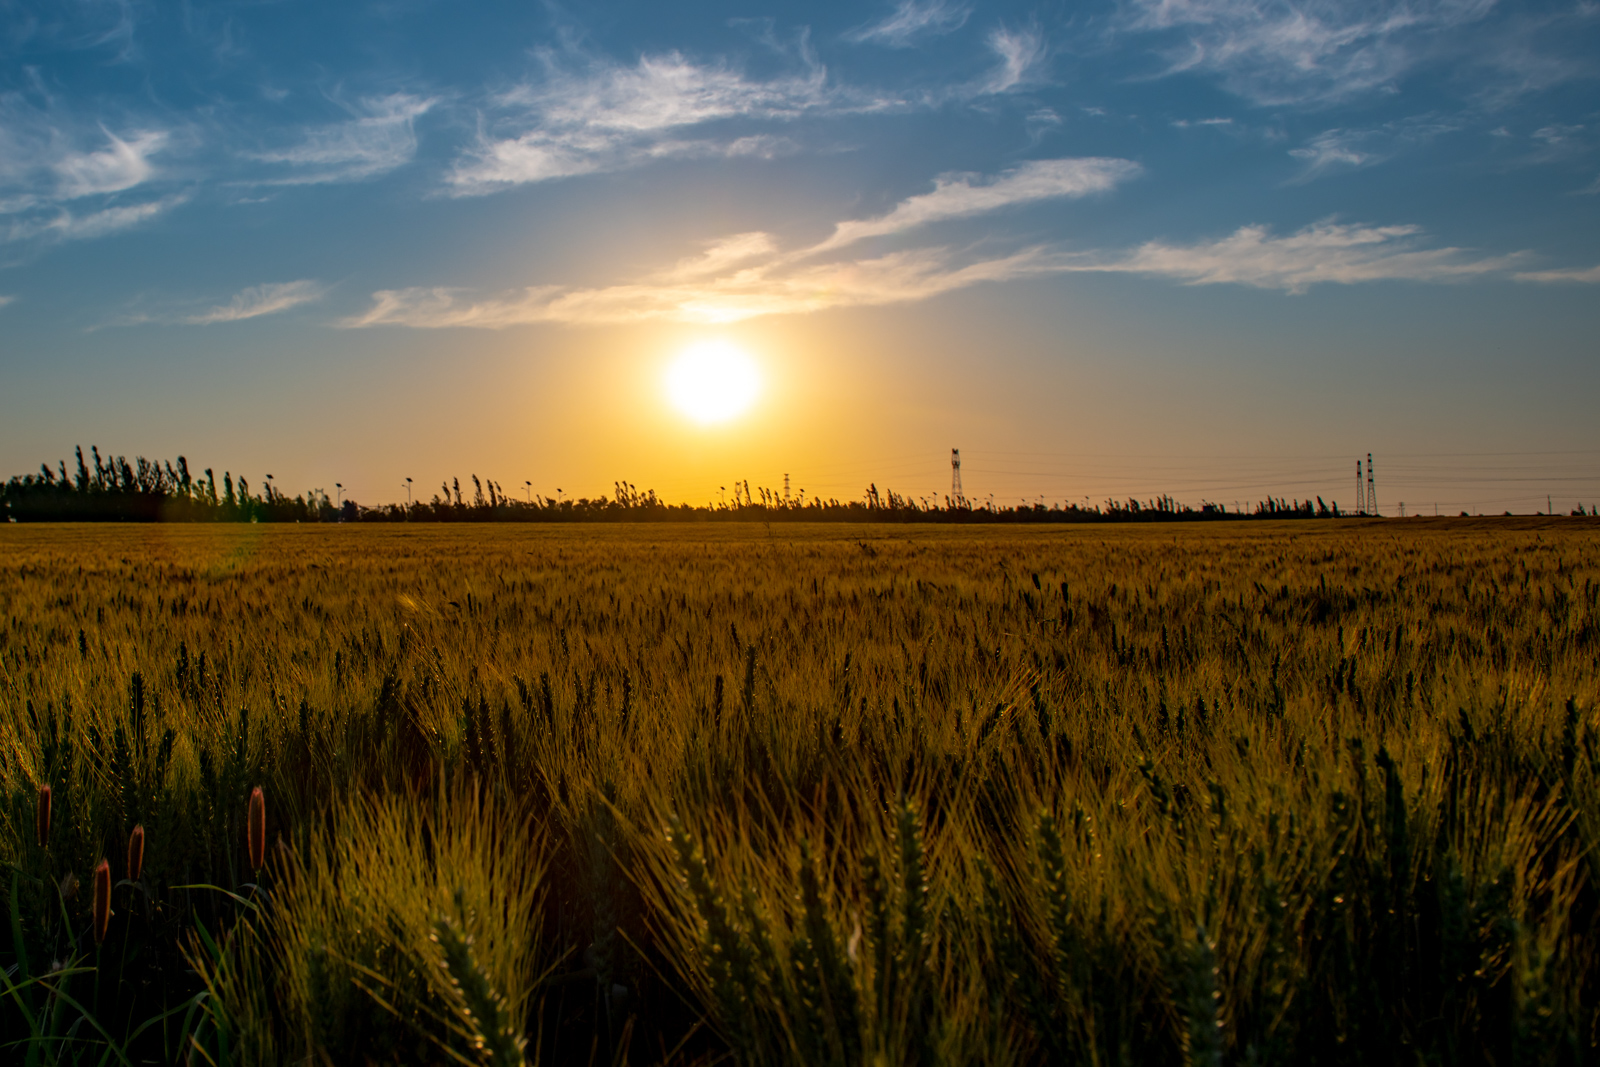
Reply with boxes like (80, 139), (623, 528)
(404, 477), (412, 506)
(525, 480), (532, 503)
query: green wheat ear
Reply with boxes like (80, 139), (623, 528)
(894, 796), (937, 1067)
(897, 798), (928, 960)
(432, 890), (526, 1067)
(1514, 933), (1577, 1064)
(862, 848), (893, 1006)
(1183, 923), (1224, 1067)
(977, 855), (1048, 1043)
(798, 837), (863, 1066)
(1034, 809), (1072, 963)
(666, 811), (756, 1052)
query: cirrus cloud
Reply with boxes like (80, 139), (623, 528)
(351, 157), (1141, 327)
(1287, 118), (1458, 181)
(184, 280), (328, 324)
(249, 94), (436, 185)
(345, 246), (1059, 328)
(446, 50), (863, 193)
(5, 195), (186, 245)
(983, 25), (1049, 93)
(845, 0), (973, 48)
(1085, 220), (1523, 292)
(811, 157), (1141, 254)
(1513, 264), (1600, 283)
(54, 129), (170, 198)
(346, 213), (1536, 329)
(0, 100), (185, 250)
(1119, 0), (1497, 106)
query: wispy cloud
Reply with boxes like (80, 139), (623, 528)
(810, 157), (1140, 254)
(1025, 108), (1064, 145)
(1119, 0), (1496, 106)
(1532, 123), (1584, 146)
(53, 197), (183, 239)
(1514, 264), (1600, 283)
(1287, 118), (1455, 180)
(349, 211), (1534, 329)
(658, 232), (781, 282)
(1289, 129), (1381, 175)
(346, 246), (1058, 328)
(982, 25), (1049, 93)
(442, 23), (1055, 197)
(0, 295), (14, 309)
(446, 50), (884, 193)
(5, 195), (185, 244)
(1086, 220), (1521, 293)
(53, 129), (169, 198)
(250, 94), (435, 184)
(184, 280), (327, 324)
(353, 156), (1132, 326)
(0, 100), (184, 248)
(1516, 122), (1594, 167)
(94, 278), (329, 330)
(845, 0), (971, 47)
(1464, 4), (1600, 106)
(0, 103), (170, 196)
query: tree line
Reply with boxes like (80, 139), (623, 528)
(2, 446), (1359, 524)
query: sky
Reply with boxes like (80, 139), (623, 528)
(1, 0), (1597, 514)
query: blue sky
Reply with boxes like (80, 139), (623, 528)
(2, 0), (1597, 513)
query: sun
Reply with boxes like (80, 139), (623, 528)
(664, 340), (762, 424)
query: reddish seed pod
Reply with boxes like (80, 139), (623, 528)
(37, 784), (51, 848)
(128, 824), (145, 884)
(247, 787), (266, 872)
(92, 860), (112, 943)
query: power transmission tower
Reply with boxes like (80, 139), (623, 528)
(1356, 460), (1364, 516)
(784, 473), (790, 503)
(1366, 453), (1377, 517)
(951, 449), (963, 504)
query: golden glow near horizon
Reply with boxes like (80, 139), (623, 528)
(664, 340), (762, 425)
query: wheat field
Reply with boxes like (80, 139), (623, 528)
(2, 520), (1596, 1066)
